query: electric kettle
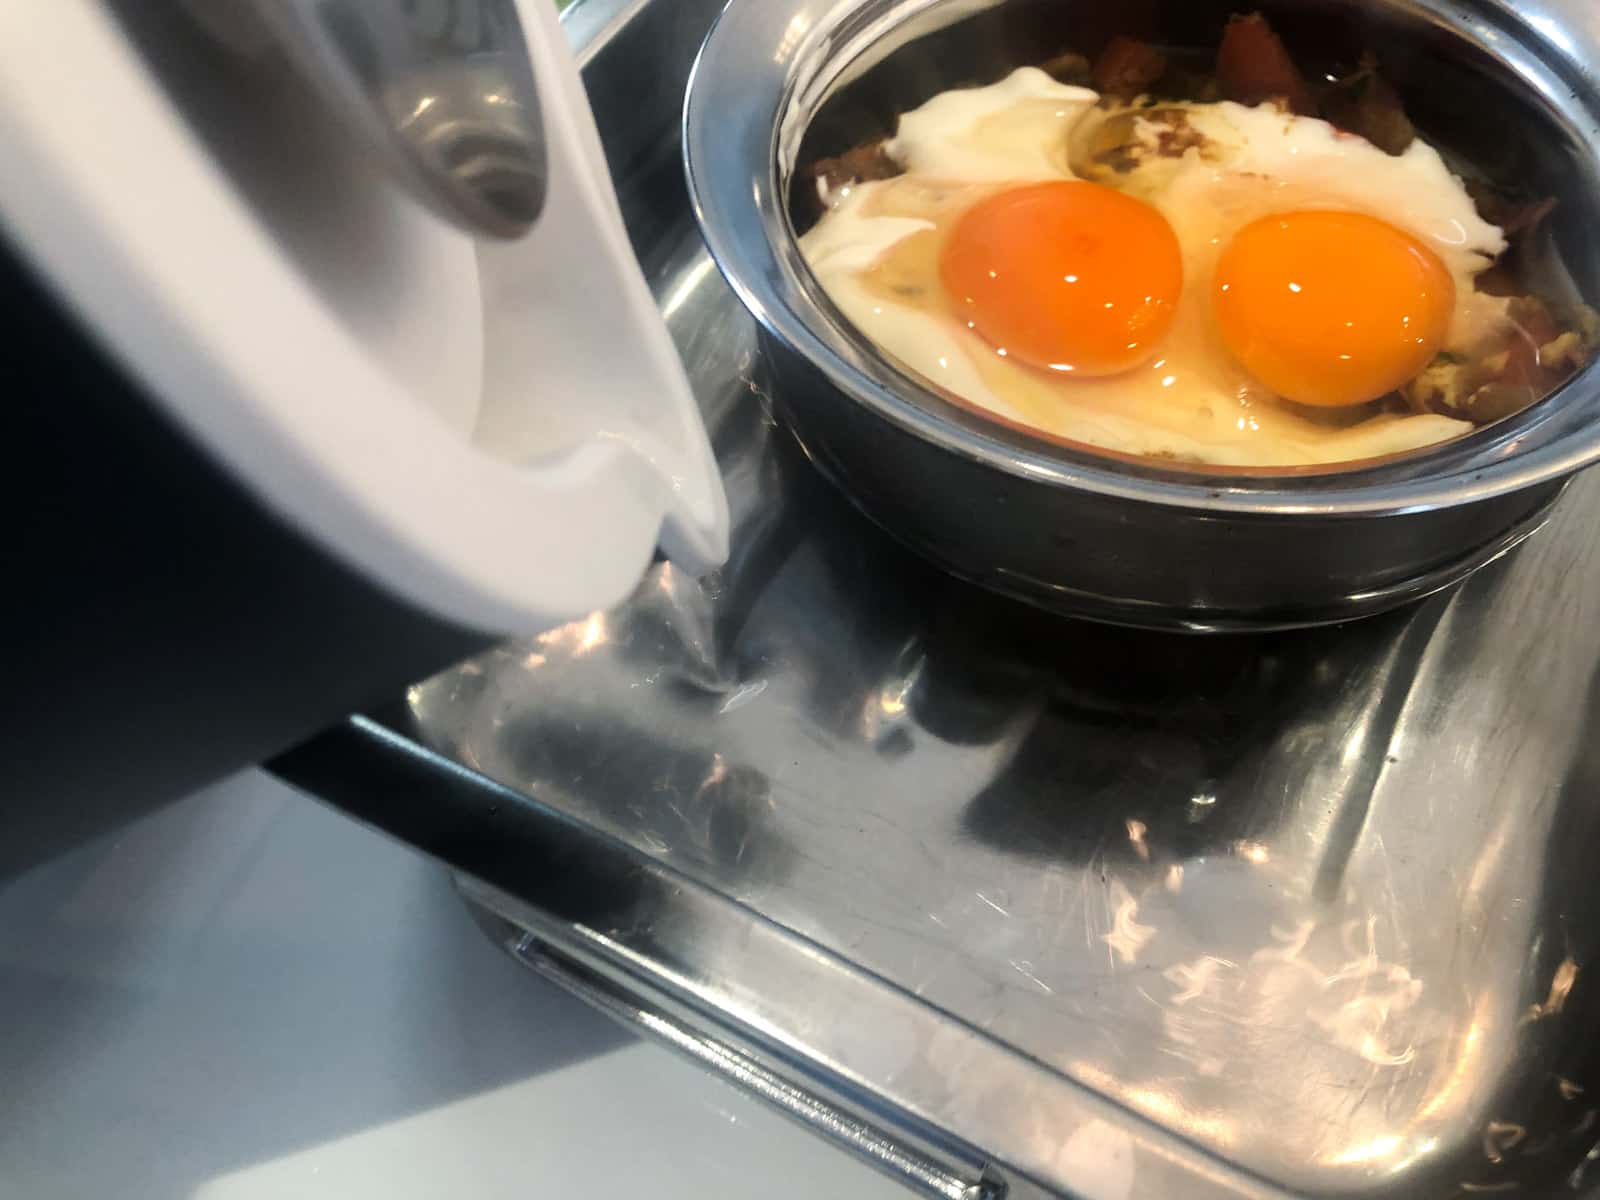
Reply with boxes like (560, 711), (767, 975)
(2, 0), (727, 868)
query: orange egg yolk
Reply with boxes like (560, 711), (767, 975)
(939, 181), (1182, 376)
(1212, 210), (1455, 408)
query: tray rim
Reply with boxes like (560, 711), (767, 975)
(271, 713), (1295, 1200)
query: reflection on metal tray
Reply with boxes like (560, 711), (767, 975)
(274, 1), (1600, 1196)
(403, 248), (1600, 1198)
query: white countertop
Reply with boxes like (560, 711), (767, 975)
(0, 770), (913, 1199)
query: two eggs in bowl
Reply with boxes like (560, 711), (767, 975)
(800, 58), (1573, 468)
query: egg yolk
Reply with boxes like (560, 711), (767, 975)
(939, 181), (1182, 376)
(1213, 210), (1455, 408)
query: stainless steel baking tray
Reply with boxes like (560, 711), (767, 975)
(275, 1), (1600, 1195)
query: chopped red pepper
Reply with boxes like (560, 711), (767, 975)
(1215, 14), (1315, 115)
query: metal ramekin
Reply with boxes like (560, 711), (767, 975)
(685, 0), (1600, 629)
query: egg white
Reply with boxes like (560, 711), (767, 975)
(801, 68), (1499, 467)
(886, 67), (1099, 181)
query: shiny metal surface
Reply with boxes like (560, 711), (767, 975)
(685, 0), (1600, 628)
(278, 1), (1600, 1194)
(256, 0), (545, 238)
(395, 204), (1600, 1195)
(486, 927), (1003, 1200)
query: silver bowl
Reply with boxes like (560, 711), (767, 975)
(684, 0), (1600, 630)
